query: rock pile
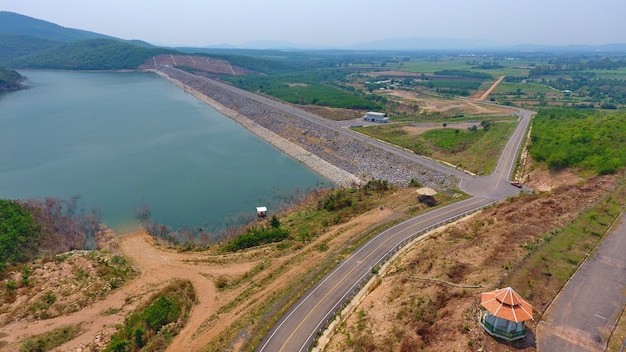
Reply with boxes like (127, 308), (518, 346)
(157, 66), (456, 190)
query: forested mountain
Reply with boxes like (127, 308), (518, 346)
(0, 34), (62, 62)
(8, 38), (177, 70)
(0, 11), (114, 43)
(0, 11), (172, 70)
(0, 65), (24, 91)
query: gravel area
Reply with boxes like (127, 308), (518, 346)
(156, 67), (456, 190)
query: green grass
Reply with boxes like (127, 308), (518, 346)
(593, 67), (626, 79)
(224, 73), (381, 110)
(400, 59), (469, 73)
(353, 121), (516, 175)
(263, 83), (380, 109)
(428, 122), (516, 174)
(396, 57), (533, 77)
(20, 324), (83, 352)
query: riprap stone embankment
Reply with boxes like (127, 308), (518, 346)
(156, 66), (456, 190)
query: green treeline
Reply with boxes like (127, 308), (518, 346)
(9, 38), (176, 70)
(222, 219), (289, 252)
(0, 197), (101, 275)
(529, 108), (626, 174)
(0, 199), (39, 273)
(433, 69), (493, 79)
(0, 65), (24, 90)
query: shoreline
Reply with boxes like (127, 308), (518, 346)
(154, 69), (362, 188)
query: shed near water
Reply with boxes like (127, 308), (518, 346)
(256, 206), (267, 218)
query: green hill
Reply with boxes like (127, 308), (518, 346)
(0, 11), (114, 42)
(0, 12), (166, 69)
(9, 38), (178, 70)
(0, 34), (63, 63)
(0, 65), (24, 91)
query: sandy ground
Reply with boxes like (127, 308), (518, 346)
(0, 187), (412, 351)
(382, 89), (514, 116)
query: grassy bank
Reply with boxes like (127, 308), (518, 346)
(353, 119), (516, 175)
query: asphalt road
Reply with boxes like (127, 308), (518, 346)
(189, 69), (534, 197)
(166, 69), (624, 352)
(538, 208), (626, 352)
(257, 196), (495, 351)
(244, 91), (535, 350)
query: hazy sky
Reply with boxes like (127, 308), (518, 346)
(1, 0), (625, 47)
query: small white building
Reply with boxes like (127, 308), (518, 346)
(256, 206), (267, 218)
(364, 112), (389, 123)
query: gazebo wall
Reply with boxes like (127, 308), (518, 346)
(481, 311), (526, 341)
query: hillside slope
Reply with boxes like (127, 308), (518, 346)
(0, 11), (114, 43)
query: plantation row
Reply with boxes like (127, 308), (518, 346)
(224, 72), (382, 110)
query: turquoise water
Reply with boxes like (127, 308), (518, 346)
(0, 71), (330, 234)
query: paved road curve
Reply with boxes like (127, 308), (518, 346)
(157, 68), (535, 351)
(257, 196), (494, 351)
(251, 105), (534, 350)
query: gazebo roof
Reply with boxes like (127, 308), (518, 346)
(416, 187), (437, 196)
(480, 287), (533, 323)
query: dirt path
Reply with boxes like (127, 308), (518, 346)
(0, 231), (254, 351)
(478, 75), (505, 100)
(1, 194), (405, 352)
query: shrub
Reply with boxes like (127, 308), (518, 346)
(529, 108), (626, 174)
(104, 279), (196, 352)
(222, 226), (289, 252)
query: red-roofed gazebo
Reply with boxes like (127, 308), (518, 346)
(479, 287), (533, 341)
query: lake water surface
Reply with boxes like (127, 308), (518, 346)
(0, 71), (330, 234)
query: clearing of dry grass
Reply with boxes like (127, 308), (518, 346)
(324, 169), (621, 352)
(382, 89), (514, 117)
(0, 186), (429, 351)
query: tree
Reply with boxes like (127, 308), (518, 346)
(480, 120), (492, 131)
(270, 215), (281, 229)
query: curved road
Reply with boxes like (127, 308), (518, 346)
(158, 67), (534, 351)
(236, 89), (535, 350)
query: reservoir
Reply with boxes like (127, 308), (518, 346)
(0, 71), (331, 235)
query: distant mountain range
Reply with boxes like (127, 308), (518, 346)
(1, 10), (625, 70)
(208, 38), (626, 53)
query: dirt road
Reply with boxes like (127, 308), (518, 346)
(0, 231), (254, 351)
(479, 75), (505, 100)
